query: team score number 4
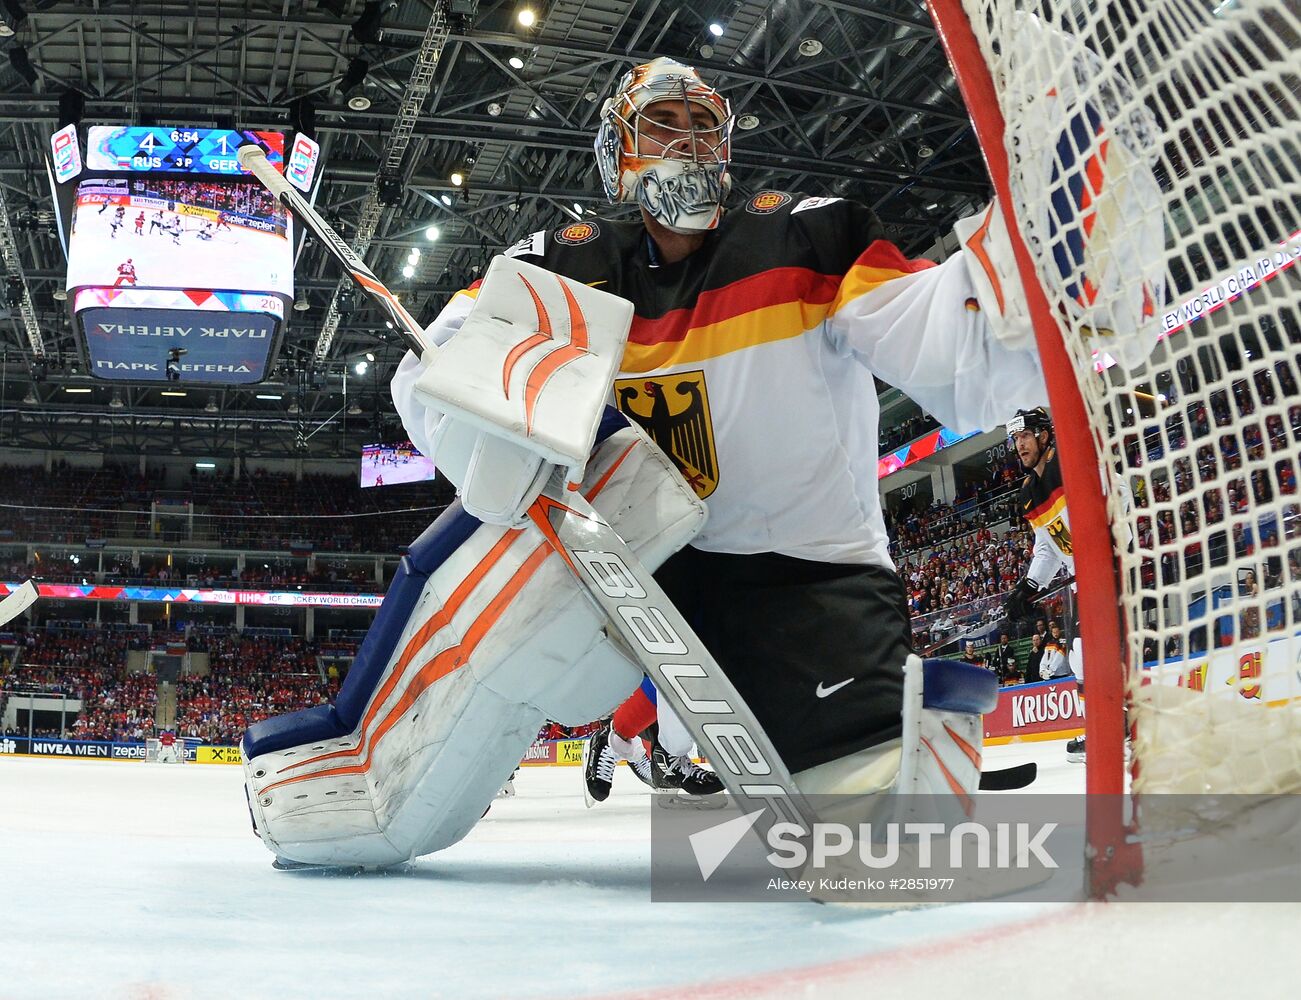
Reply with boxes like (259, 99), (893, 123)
(890, 878), (955, 891)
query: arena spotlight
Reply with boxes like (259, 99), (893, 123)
(355, 360), (368, 376)
(0, 2), (27, 38)
(424, 225), (440, 241)
(507, 56), (525, 70)
(340, 57), (372, 112)
(708, 22), (725, 37)
(516, 8), (536, 27)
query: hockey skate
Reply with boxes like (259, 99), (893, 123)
(651, 741), (726, 809)
(1066, 735), (1086, 763)
(581, 721), (651, 807)
(495, 769), (519, 798)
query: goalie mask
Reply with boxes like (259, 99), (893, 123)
(594, 57), (733, 234)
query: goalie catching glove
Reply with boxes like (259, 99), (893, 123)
(953, 12), (1165, 370)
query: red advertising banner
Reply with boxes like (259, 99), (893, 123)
(983, 677), (1085, 743)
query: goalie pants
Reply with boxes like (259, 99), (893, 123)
(654, 546), (909, 774)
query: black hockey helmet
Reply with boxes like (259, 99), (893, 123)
(1005, 406), (1052, 439)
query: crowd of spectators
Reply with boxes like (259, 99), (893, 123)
(135, 178), (279, 221)
(173, 632), (331, 745)
(0, 628), (158, 742)
(0, 461), (453, 556)
(886, 455), (1023, 558)
(879, 413), (941, 452)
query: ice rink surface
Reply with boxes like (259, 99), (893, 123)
(2, 739), (1296, 1000)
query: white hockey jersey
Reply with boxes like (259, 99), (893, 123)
(392, 194), (1049, 567)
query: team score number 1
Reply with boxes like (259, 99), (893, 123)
(890, 878), (955, 891)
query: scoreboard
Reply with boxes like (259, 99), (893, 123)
(86, 126), (285, 176)
(52, 126), (299, 385)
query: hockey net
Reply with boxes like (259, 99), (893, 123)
(146, 737), (187, 763)
(930, 0), (1301, 893)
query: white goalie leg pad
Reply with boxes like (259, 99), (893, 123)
(895, 656), (997, 819)
(242, 419), (705, 868)
(412, 255), (635, 525)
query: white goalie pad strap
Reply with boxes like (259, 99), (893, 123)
(953, 200), (1035, 353)
(413, 254), (635, 477)
(895, 656), (996, 818)
(430, 417), (553, 526)
(243, 421), (706, 868)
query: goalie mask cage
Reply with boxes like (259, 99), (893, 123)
(930, 0), (1300, 896)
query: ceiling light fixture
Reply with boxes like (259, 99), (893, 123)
(341, 57), (373, 112)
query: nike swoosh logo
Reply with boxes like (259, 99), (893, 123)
(815, 677), (855, 698)
(586, 280), (607, 287)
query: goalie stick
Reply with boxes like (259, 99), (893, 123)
(0, 580), (38, 626)
(235, 143), (430, 360)
(237, 143), (821, 843)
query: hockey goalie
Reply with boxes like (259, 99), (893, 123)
(241, 42), (1162, 871)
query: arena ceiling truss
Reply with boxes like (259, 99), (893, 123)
(0, 0), (990, 458)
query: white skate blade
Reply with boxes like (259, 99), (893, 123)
(653, 789), (728, 810)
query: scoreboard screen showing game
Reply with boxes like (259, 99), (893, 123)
(62, 127), (294, 385)
(86, 126), (285, 175)
(359, 441), (437, 489)
(66, 177), (292, 296)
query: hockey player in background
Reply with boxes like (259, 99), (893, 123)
(134, 211), (145, 236)
(113, 259), (137, 287)
(1003, 407), (1091, 760)
(110, 205), (126, 239)
(149, 210), (164, 235)
(390, 55), (1104, 810)
(156, 729), (180, 764)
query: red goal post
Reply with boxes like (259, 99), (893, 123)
(929, 0), (1301, 896)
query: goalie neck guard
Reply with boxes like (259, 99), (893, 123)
(594, 57), (733, 235)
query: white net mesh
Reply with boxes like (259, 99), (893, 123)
(955, 1), (1300, 801)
